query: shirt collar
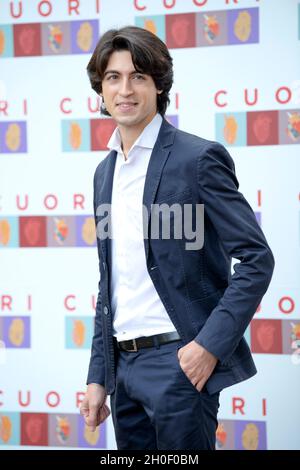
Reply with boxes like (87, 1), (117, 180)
(107, 113), (163, 155)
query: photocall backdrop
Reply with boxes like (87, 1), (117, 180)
(0, 0), (299, 450)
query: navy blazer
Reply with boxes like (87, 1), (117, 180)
(87, 117), (275, 395)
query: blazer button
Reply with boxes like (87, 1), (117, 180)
(103, 306), (109, 315)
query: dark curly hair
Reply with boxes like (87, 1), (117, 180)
(86, 26), (173, 116)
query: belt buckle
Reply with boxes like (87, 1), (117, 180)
(127, 338), (138, 352)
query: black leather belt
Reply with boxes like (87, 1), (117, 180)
(115, 331), (181, 352)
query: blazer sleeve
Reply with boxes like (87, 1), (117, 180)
(194, 142), (275, 363)
(86, 168), (106, 386)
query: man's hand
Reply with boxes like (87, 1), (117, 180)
(177, 340), (218, 392)
(80, 383), (110, 431)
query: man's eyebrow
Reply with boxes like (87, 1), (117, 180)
(103, 70), (146, 77)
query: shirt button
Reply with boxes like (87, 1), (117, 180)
(103, 306), (109, 315)
(102, 261), (106, 270)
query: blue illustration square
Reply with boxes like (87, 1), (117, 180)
(215, 112), (247, 146)
(0, 217), (19, 248)
(65, 316), (94, 349)
(61, 119), (90, 152)
(0, 412), (20, 445)
(135, 15), (166, 42)
(0, 24), (14, 57)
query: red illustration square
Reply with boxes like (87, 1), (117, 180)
(21, 413), (48, 446)
(250, 319), (282, 354)
(19, 216), (47, 247)
(166, 13), (196, 49)
(13, 23), (42, 57)
(247, 110), (279, 146)
(90, 118), (116, 151)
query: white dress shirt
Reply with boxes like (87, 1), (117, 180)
(107, 113), (177, 341)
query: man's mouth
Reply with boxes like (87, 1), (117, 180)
(117, 102), (138, 111)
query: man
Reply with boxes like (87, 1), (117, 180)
(80, 26), (275, 450)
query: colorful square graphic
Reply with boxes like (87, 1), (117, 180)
(47, 215), (76, 247)
(70, 20), (99, 54)
(166, 13), (196, 49)
(0, 413), (20, 445)
(3, 316), (31, 348)
(216, 420), (235, 450)
(13, 23), (42, 57)
(165, 115), (179, 128)
(0, 24), (14, 57)
(90, 118), (116, 151)
(78, 414), (106, 448)
(0, 217), (19, 247)
(48, 414), (78, 447)
(282, 320), (300, 354)
(75, 215), (96, 247)
(227, 8), (259, 45)
(61, 119), (90, 152)
(19, 216), (47, 247)
(196, 10), (228, 47)
(279, 109), (300, 145)
(21, 413), (48, 446)
(41, 21), (71, 55)
(244, 325), (251, 347)
(216, 112), (247, 146)
(254, 211), (261, 226)
(251, 319), (282, 354)
(235, 420), (267, 450)
(0, 121), (27, 153)
(247, 110), (279, 146)
(135, 15), (166, 42)
(65, 316), (94, 349)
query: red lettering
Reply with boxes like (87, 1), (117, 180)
(278, 296), (295, 314)
(0, 101), (8, 116)
(16, 194), (29, 211)
(65, 295), (76, 311)
(68, 0), (80, 15)
(276, 86), (292, 105)
(73, 194), (85, 210)
(245, 88), (258, 106)
(38, 1), (52, 17)
(1, 296), (12, 311)
(10, 1), (22, 18)
(18, 390), (31, 407)
(44, 194), (58, 210)
(46, 391), (61, 408)
(60, 98), (72, 114)
(215, 90), (227, 107)
(232, 397), (245, 415)
(134, 0), (146, 11)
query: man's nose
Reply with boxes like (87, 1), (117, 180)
(119, 78), (133, 96)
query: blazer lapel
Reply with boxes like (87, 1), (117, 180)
(97, 149), (117, 267)
(142, 118), (176, 261)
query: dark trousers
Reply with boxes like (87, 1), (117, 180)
(110, 338), (220, 450)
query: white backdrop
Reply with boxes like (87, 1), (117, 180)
(0, 0), (299, 450)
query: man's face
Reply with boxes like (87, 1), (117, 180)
(101, 50), (161, 129)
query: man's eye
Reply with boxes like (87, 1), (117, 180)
(133, 74), (145, 80)
(107, 75), (118, 80)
